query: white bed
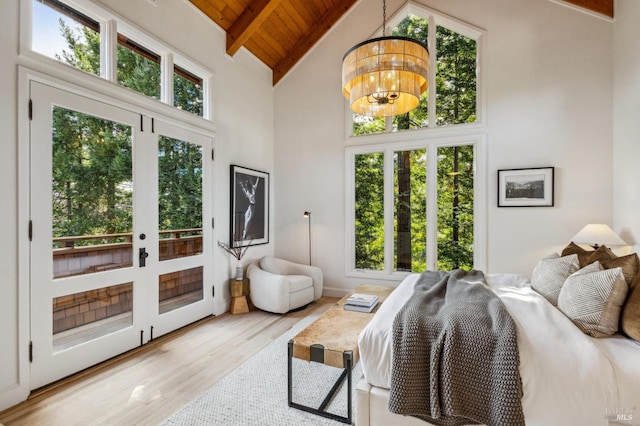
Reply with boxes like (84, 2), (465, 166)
(356, 273), (640, 426)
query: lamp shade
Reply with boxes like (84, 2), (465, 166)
(571, 224), (626, 247)
(342, 36), (429, 117)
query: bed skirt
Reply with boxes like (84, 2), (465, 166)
(356, 378), (438, 426)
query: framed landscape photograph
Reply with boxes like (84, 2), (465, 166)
(497, 167), (554, 207)
(230, 165), (269, 246)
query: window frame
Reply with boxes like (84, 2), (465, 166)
(344, 1), (486, 139)
(22, 0), (213, 123)
(345, 133), (486, 281)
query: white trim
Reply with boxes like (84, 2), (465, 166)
(162, 53), (174, 105)
(345, 133), (486, 281)
(17, 57), (215, 135)
(4, 62), (35, 413)
(426, 142), (438, 269)
(427, 15), (437, 129)
(102, 19), (118, 82)
(346, 120), (485, 146)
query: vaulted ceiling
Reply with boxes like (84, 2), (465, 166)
(188, 0), (614, 86)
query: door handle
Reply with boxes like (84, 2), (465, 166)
(139, 247), (149, 267)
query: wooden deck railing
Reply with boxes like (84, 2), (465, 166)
(52, 229), (204, 278)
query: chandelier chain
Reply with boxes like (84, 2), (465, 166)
(382, 0), (386, 36)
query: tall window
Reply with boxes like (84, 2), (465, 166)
(354, 152), (385, 270)
(31, 0), (209, 119)
(349, 141), (478, 276)
(352, 7), (481, 136)
(347, 6), (483, 276)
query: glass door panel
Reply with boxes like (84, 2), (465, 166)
(51, 107), (134, 279)
(53, 282), (133, 352)
(150, 121), (213, 335)
(158, 267), (203, 314)
(30, 81), (144, 390)
(158, 136), (203, 261)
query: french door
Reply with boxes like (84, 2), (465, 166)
(29, 81), (213, 389)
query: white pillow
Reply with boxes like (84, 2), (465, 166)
(569, 260), (602, 277)
(259, 256), (283, 275)
(531, 254), (579, 306)
(558, 266), (628, 337)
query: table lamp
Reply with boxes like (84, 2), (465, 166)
(570, 223), (626, 249)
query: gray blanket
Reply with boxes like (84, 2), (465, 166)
(389, 270), (525, 426)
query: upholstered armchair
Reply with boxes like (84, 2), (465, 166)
(247, 256), (323, 314)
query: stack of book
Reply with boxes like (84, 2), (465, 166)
(343, 293), (379, 313)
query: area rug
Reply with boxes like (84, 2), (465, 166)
(161, 313), (363, 425)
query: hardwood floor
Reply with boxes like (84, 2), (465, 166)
(0, 297), (337, 425)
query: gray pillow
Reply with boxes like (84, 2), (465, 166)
(531, 254), (579, 306)
(557, 266), (628, 337)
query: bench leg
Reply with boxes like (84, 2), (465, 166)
(287, 342), (353, 424)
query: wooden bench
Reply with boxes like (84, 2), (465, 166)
(288, 285), (394, 424)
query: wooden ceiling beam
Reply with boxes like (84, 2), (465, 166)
(272, 0), (357, 85)
(226, 0), (284, 56)
(562, 0), (613, 17)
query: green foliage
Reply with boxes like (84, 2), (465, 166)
(57, 19), (100, 75)
(52, 107), (133, 241)
(51, 20), (203, 244)
(436, 146), (474, 270)
(174, 72), (203, 116)
(355, 152), (385, 270)
(393, 149), (427, 272)
(435, 26), (477, 125)
(158, 137), (203, 232)
(353, 115), (385, 136)
(117, 44), (161, 99)
(393, 15), (429, 131)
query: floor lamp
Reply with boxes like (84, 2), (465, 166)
(303, 211), (311, 265)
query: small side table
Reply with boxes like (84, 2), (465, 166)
(230, 278), (250, 314)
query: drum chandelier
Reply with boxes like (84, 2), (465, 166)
(341, 0), (429, 117)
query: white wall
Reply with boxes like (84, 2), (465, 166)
(613, 0), (640, 244)
(274, 0), (613, 294)
(0, 0), (274, 411)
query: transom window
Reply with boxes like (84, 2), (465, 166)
(30, 0), (208, 119)
(352, 4), (482, 136)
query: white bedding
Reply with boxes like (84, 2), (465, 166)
(358, 273), (640, 425)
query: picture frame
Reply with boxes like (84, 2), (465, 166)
(230, 165), (269, 246)
(497, 167), (554, 207)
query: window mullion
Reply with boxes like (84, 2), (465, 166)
(384, 148), (395, 274)
(427, 15), (437, 129)
(426, 144), (438, 270)
(162, 53), (174, 106)
(384, 116), (393, 133)
(101, 19), (117, 82)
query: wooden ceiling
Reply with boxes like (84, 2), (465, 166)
(188, 0), (613, 86)
(563, 0), (613, 18)
(188, 0), (358, 85)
